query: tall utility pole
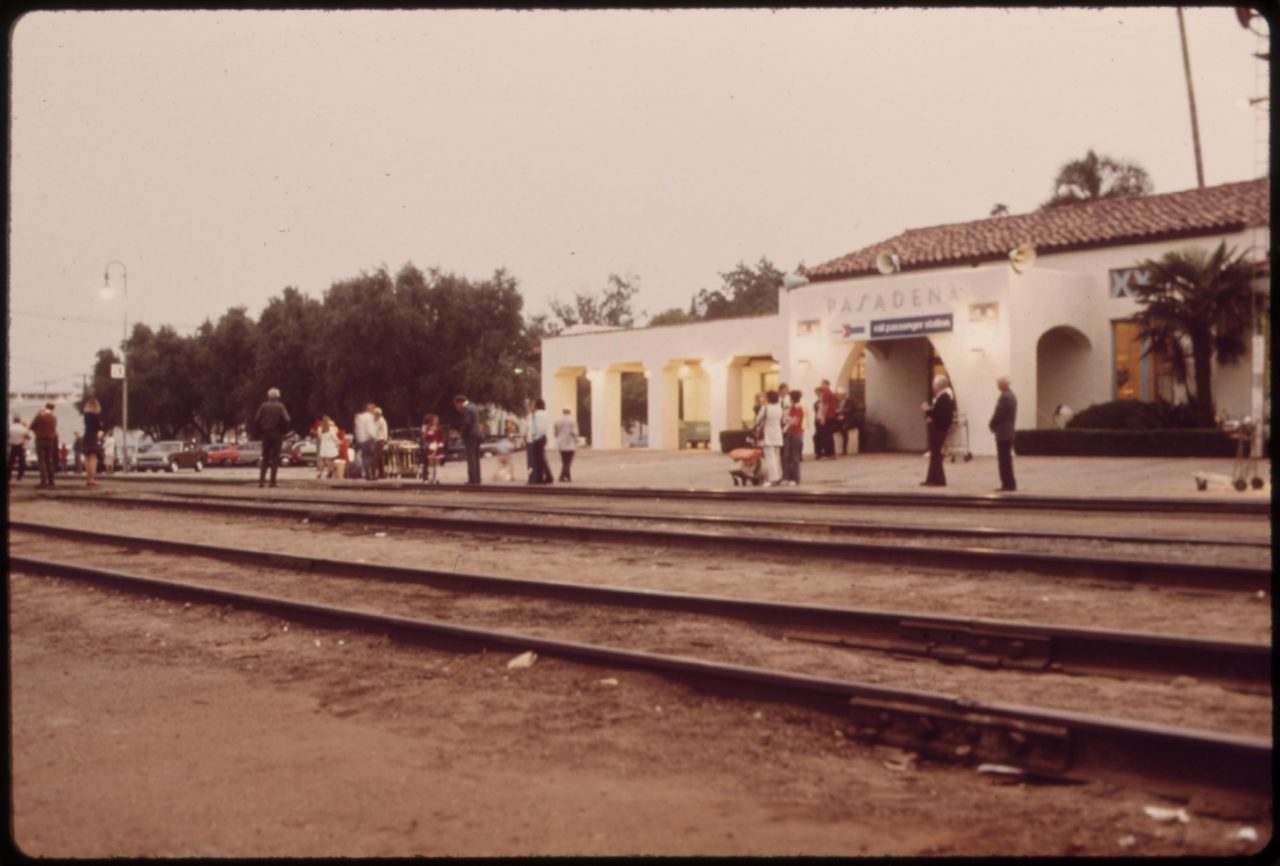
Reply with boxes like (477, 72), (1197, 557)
(1176, 8), (1206, 188)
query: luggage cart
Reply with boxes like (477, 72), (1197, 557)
(944, 413), (973, 463)
(1193, 418), (1264, 491)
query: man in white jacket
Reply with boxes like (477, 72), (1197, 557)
(553, 406), (579, 482)
(353, 404), (378, 481)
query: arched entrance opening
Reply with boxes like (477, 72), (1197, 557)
(728, 354), (781, 431)
(674, 361), (711, 448)
(1036, 326), (1092, 427)
(836, 337), (949, 451)
(551, 366), (589, 442)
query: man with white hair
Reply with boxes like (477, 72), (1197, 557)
(988, 375), (1018, 491)
(553, 405), (579, 482)
(253, 387), (291, 488)
(920, 374), (955, 487)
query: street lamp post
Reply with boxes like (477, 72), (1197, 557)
(101, 261), (129, 471)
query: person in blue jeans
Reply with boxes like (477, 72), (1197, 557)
(781, 389), (805, 485)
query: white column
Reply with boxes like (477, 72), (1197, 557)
(591, 369), (622, 449)
(646, 367), (679, 450)
(706, 360), (730, 451)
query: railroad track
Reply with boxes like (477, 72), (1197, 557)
(32, 492), (1272, 593)
(102, 471), (1272, 515)
(11, 520), (1269, 689)
(9, 550), (1271, 802)
(136, 488), (1273, 551)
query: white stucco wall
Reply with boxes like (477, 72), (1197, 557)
(539, 228), (1265, 451)
(541, 315), (782, 449)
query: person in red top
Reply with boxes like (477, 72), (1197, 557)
(782, 389), (805, 485)
(818, 379), (839, 458)
(421, 413), (446, 484)
(29, 403), (58, 488)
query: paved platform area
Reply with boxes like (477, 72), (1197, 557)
(134, 448), (1274, 504)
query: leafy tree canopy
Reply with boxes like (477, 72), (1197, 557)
(1041, 149), (1152, 209)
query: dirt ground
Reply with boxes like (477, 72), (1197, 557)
(8, 487), (1273, 857)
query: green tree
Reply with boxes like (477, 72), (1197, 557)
(1131, 241), (1261, 425)
(648, 306), (699, 326)
(549, 273), (639, 328)
(191, 307), (257, 440)
(1041, 149), (1152, 209)
(249, 287), (325, 434)
(692, 257), (784, 320)
(123, 323), (202, 441)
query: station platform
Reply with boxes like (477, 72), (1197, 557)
(296, 448), (1271, 504)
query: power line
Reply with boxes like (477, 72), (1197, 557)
(10, 309), (202, 330)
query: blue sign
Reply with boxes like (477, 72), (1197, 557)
(869, 313), (954, 340)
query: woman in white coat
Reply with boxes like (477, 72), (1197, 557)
(754, 389), (785, 486)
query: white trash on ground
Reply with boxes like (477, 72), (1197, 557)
(1228, 827), (1258, 843)
(506, 650), (537, 670)
(1143, 805), (1191, 824)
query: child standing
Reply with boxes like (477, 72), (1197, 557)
(422, 414), (445, 484)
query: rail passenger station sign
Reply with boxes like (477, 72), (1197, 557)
(868, 313), (954, 340)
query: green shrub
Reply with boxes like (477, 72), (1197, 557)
(1015, 428), (1236, 457)
(1065, 400), (1201, 430)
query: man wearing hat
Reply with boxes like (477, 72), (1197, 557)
(553, 405), (579, 482)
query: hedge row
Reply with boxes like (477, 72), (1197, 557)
(1014, 428), (1239, 457)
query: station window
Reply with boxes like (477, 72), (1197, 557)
(1112, 320), (1175, 402)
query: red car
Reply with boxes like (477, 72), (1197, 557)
(202, 442), (240, 466)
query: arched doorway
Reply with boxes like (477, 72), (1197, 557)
(836, 337), (948, 451)
(1036, 326), (1092, 428)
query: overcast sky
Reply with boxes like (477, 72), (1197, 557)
(8, 7), (1269, 393)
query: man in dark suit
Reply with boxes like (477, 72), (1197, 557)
(920, 374), (954, 487)
(454, 394), (482, 485)
(988, 375), (1018, 491)
(254, 387), (291, 488)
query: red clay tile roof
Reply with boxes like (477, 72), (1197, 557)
(803, 177), (1270, 281)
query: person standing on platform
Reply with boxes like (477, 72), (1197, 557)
(31, 403), (58, 488)
(81, 398), (104, 487)
(102, 430), (116, 475)
(527, 399), (553, 484)
(755, 389), (784, 486)
(454, 394), (483, 485)
(8, 415), (30, 482)
(353, 404), (378, 481)
(818, 379), (839, 458)
(373, 407), (389, 479)
(553, 406), (579, 482)
(316, 416), (340, 479)
(835, 392), (852, 456)
(920, 375), (955, 487)
(421, 414), (445, 484)
(254, 387), (291, 488)
(989, 375), (1018, 492)
(781, 389), (805, 485)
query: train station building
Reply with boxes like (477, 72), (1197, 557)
(541, 178), (1269, 456)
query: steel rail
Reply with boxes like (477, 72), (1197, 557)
(9, 521), (1270, 689)
(144, 487), (1271, 550)
(35, 493), (1272, 593)
(103, 472), (1271, 516)
(10, 553), (1270, 801)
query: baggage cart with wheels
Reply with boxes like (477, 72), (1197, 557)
(1194, 418), (1264, 491)
(945, 413), (973, 463)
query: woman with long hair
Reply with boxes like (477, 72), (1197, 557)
(316, 415), (340, 479)
(81, 397), (104, 487)
(755, 389), (784, 487)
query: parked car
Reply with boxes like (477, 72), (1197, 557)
(202, 442), (240, 466)
(133, 440), (205, 473)
(235, 441), (263, 466)
(286, 438), (318, 466)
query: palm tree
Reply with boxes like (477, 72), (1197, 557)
(1041, 149), (1152, 209)
(1130, 241), (1260, 425)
